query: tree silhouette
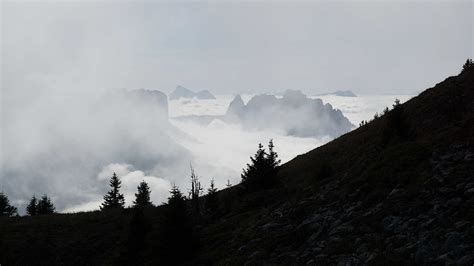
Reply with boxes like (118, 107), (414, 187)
(101, 172), (125, 210)
(382, 98), (412, 143)
(266, 139), (281, 178)
(26, 195), (38, 216)
(0, 192), (17, 217)
(37, 194), (55, 215)
(168, 184), (186, 208)
(123, 207), (150, 265)
(206, 178), (218, 217)
(241, 140), (281, 190)
(241, 143), (266, 188)
(158, 185), (194, 264)
(462, 58), (473, 72)
(189, 165), (203, 215)
(133, 181), (152, 208)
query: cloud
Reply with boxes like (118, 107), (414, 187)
(64, 163), (172, 212)
(2, 0), (446, 213)
(1, 1), (471, 95)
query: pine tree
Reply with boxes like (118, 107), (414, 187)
(37, 194), (55, 215)
(26, 195), (38, 216)
(206, 178), (218, 216)
(0, 192), (17, 217)
(101, 172), (125, 210)
(133, 181), (152, 208)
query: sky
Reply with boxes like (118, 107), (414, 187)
(1, 0), (472, 95)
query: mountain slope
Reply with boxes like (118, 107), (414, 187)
(196, 68), (474, 265)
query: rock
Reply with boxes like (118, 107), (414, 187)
(447, 197), (462, 207)
(249, 251), (262, 259)
(464, 187), (474, 196)
(387, 188), (407, 200)
(383, 216), (402, 232)
(465, 182), (474, 189)
(223, 90), (353, 138)
(457, 254), (474, 264)
(261, 222), (281, 231)
(335, 255), (360, 266)
(308, 228), (323, 242)
(443, 232), (463, 256)
(329, 224), (355, 236)
(454, 221), (470, 229)
(356, 244), (369, 253)
(439, 187), (454, 195)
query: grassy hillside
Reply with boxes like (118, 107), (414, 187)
(1, 67), (473, 265)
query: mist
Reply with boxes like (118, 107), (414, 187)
(1, 1), (470, 213)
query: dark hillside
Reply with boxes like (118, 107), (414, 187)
(1, 68), (473, 265)
(197, 68), (474, 265)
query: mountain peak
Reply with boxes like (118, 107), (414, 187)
(169, 86), (216, 100)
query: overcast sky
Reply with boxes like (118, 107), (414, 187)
(2, 1), (473, 95)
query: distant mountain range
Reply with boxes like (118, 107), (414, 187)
(168, 85), (216, 100)
(316, 90), (357, 97)
(225, 90), (353, 138)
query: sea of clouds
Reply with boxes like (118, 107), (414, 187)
(1, 92), (412, 213)
(167, 93), (413, 190)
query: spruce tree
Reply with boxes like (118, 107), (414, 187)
(37, 194), (55, 215)
(26, 195), (38, 216)
(206, 178), (218, 216)
(168, 184), (185, 208)
(241, 140), (281, 190)
(0, 192), (17, 217)
(266, 139), (281, 171)
(158, 185), (193, 264)
(241, 143), (267, 189)
(133, 181), (152, 208)
(462, 58), (473, 72)
(101, 172), (125, 210)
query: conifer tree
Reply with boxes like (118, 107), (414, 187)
(101, 172), (125, 210)
(158, 185), (193, 263)
(266, 139), (281, 171)
(168, 184), (185, 210)
(241, 143), (267, 189)
(241, 140), (281, 190)
(0, 192), (17, 217)
(26, 195), (38, 216)
(206, 178), (218, 216)
(462, 58), (473, 72)
(133, 181), (152, 208)
(37, 194), (55, 215)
